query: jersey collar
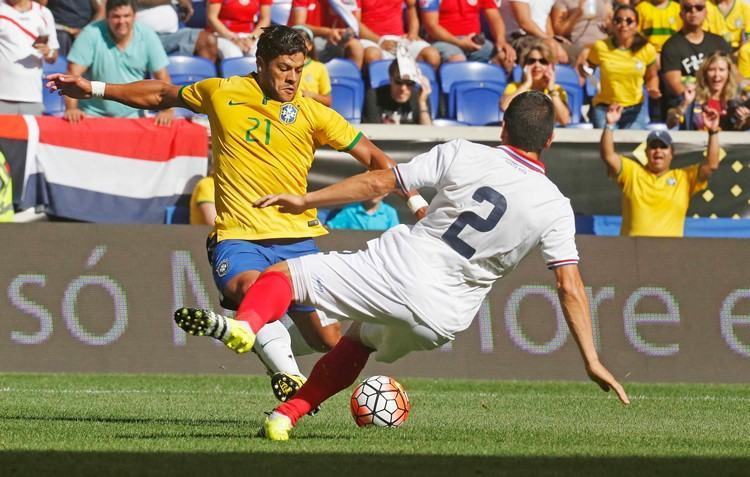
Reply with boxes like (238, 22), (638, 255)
(499, 145), (546, 174)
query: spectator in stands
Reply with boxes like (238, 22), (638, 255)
(289, 0), (364, 68)
(363, 59), (431, 124)
(737, 40), (750, 81)
(135, 0), (218, 62)
(326, 195), (400, 230)
(46, 0), (103, 56)
(0, 0), (59, 115)
(500, 0), (568, 65)
(63, 0), (174, 125)
(0, 150), (13, 222)
(551, 0), (611, 69)
(500, 39), (570, 126)
(583, 4), (659, 129)
(358, 0), (440, 70)
(208, 0), (271, 59)
(419, 0), (516, 68)
(190, 173), (216, 225)
(600, 105), (721, 237)
(661, 0), (731, 119)
(710, 0), (750, 49)
(293, 25), (332, 106)
(666, 51), (750, 130)
(636, 0), (681, 53)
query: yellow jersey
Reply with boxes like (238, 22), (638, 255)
(190, 175), (215, 225)
(637, 1), (682, 52)
(710, 0), (750, 48)
(704, 1), (730, 39)
(300, 59), (332, 96)
(617, 157), (707, 237)
(588, 39), (657, 107)
(738, 40), (750, 77)
(179, 75), (362, 242)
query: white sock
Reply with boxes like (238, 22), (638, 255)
(253, 319), (302, 376)
(281, 316), (316, 357)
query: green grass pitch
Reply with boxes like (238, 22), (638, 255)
(0, 374), (748, 476)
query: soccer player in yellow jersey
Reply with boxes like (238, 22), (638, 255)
(599, 103), (721, 237)
(47, 25), (428, 402)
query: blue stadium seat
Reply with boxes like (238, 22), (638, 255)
(367, 60), (438, 117)
(453, 81), (505, 126)
(167, 55), (217, 85)
(326, 59), (364, 123)
(221, 57), (257, 77)
(164, 205), (190, 224)
(555, 64), (584, 125)
(42, 55), (68, 116)
(439, 62), (506, 119)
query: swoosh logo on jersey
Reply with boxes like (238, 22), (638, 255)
(228, 100), (247, 106)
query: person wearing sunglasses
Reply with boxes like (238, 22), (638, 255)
(363, 59), (432, 124)
(661, 0), (731, 122)
(600, 104), (721, 237)
(581, 4), (659, 129)
(500, 39), (570, 126)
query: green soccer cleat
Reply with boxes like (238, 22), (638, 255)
(173, 307), (256, 354)
(260, 412), (294, 441)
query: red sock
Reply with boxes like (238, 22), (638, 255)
(275, 337), (373, 425)
(236, 271), (293, 334)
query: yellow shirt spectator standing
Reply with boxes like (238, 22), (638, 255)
(599, 103), (721, 237)
(189, 175), (216, 225)
(584, 4), (659, 129)
(637, 0), (682, 52)
(710, 0), (750, 48)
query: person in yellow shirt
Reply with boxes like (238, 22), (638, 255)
(500, 39), (570, 126)
(292, 25), (332, 107)
(583, 4), (660, 129)
(47, 25), (427, 403)
(599, 103), (721, 237)
(637, 0), (682, 52)
(738, 40), (750, 78)
(706, 0), (749, 47)
(189, 173), (216, 225)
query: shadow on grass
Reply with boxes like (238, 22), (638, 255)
(0, 451), (748, 477)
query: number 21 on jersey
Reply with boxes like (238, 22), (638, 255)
(441, 186), (507, 259)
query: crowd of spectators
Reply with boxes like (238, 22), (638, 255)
(4, 0), (750, 130)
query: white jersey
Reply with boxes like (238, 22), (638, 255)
(371, 139), (579, 338)
(0, 0), (59, 103)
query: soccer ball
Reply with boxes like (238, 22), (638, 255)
(350, 375), (410, 428)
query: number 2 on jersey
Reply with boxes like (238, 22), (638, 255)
(441, 186), (507, 259)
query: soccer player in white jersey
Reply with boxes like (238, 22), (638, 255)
(175, 91), (630, 441)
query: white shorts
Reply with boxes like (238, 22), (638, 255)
(359, 37), (432, 61)
(217, 34), (257, 59)
(288, 250), (449, 363)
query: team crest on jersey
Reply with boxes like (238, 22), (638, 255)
(216, 259), (230, 277)
(667, 177), (677, 186)
(635, 60), (643, 71)
(280, 103), (298, 124)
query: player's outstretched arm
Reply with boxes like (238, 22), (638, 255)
(554, 265), (630, 405)
(255, 169), (398, 214)
(46, 74), (185, 110)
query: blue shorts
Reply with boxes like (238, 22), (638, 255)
(208, 237), (320, 312)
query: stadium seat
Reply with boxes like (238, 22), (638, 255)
(555, 65), (584, 125)
(326, 59), (364, 123)
(453, 81), (504, 126)
(42, 55), (68, 116)
(440, 62), (506, 120)
(164, 205), (190, 224)
(167, 55), (217, 86)
(221, 57), (257, 77)
(367, 60), (438, 118)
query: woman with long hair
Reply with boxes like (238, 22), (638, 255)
(581, 3), (660, 129)
(667, 51), (750, 131)
(500, 39), (571, 126)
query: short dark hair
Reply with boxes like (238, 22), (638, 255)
(105, 0), (136, 14)
(503, 91), (554, 153)
(256, 25), (307, 65)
